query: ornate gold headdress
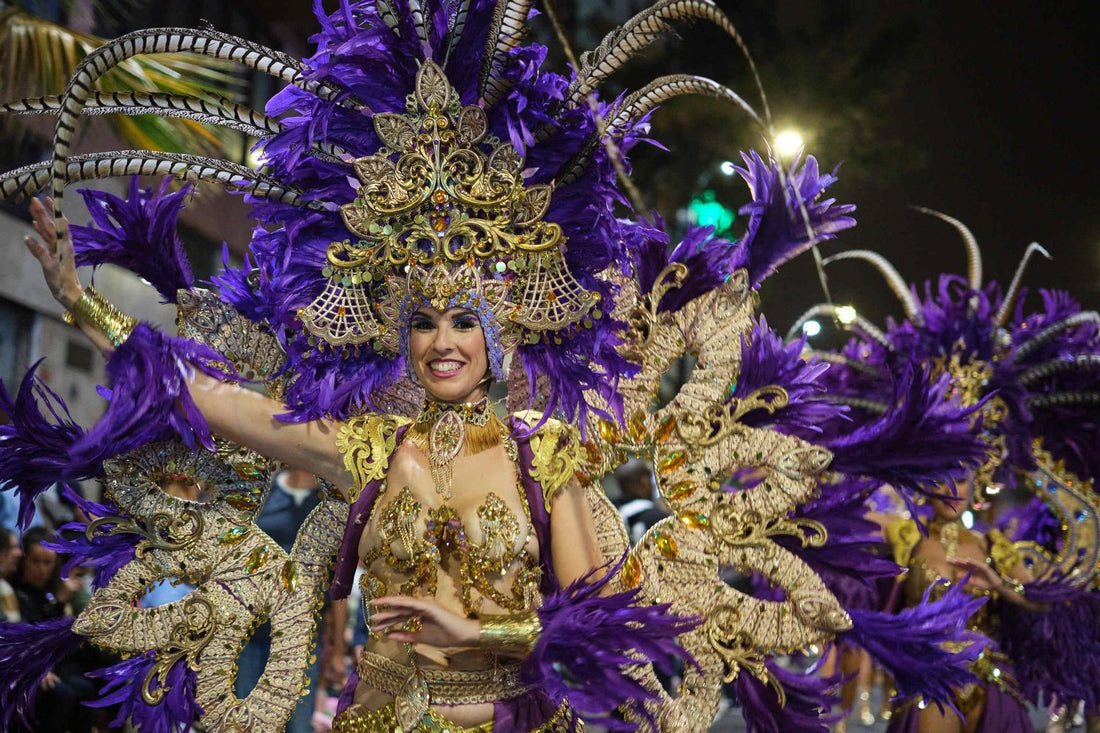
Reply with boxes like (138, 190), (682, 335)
(298, 60), (599, 357)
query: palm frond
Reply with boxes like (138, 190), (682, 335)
(1, 9), (247, 157)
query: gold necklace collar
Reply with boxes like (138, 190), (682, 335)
(415, 396), (493, 428)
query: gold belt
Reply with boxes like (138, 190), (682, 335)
(331, 700), (577, 733)
(357, 651), (530, 706)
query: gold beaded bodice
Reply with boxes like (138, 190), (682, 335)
(355, 399), (541, 619)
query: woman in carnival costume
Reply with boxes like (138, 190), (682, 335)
(0, 2), (1006, 731)
(791, 212), (1100, 732)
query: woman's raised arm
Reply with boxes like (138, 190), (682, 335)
(23, 196), (353, 490)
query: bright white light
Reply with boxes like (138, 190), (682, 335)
(801, 320), (821, 337)
(835, 305), (857, 324)
(961, 510), (975, 529)
(774, 129), (804, 157)
(719, 160), (737, 176)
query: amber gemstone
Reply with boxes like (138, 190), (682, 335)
(654, 531), (679, 559)
(666, 481), (697, 501)
(658, 452), (687, 473)
(655, 416), (677, 444)
(621, 555), (641, 588)
(432, 190), (447, 204)
(597, 419), (621, 444)
(678, 510), (709, 530)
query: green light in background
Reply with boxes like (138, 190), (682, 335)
(687, 189), (735, 234)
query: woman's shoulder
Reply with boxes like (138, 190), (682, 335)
(507, 411), (584, 511)
(335, 413), (412, 500)
(884, 516), (923, 568)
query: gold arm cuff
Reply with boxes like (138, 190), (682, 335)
(478, 610), (541, 653)
(68, 286), (137, 346)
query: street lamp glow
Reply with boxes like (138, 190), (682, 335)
(719, 160), (737, 176)
(835, 305), (857, 324)
(773, 129), (804, 157)
(802, 320), (821, 337)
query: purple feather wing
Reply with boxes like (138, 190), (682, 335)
(525, 564), (698, 728)
(729, 656), (842, 733)
(0, 361), (88, 529)
(70, 177), (195, 303)
(86, 651), (203, 733)
(841, 580), (988, 707)
(0, 616), (85, 730)
(45, 486), (138, 592)
(67, 324), (236, 471)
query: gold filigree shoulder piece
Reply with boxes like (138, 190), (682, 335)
(515, 411), (582, 511)
(884, 517), (922, 569)
(336, 414), (411, 500)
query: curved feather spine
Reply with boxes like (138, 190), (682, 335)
(375, 0), (402, 35)
(566, 0), (770, 124)
(1013, 312), (1100, 362)
(47, 27), (358, 224)
(609, 74), (763, 133)
(809, 351), (880, 376)
(822, 250), (922, 326)
(1019, 355), (1100, 386)
(444, 0), (471, 63)
(786, 303), (894, 350)
(1027, 391), (1100, 409)
(815, 395), (888, 415)
(478, 0), (534, 107)
(406, 0), (430, 44)
(1, 152), (320, 209)
(993, 243), (1053, 330)
(911, 206), (982, 289)
(5, 93), (348, 164)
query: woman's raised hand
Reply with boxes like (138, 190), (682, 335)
(370, 595), (480, 649)
(24, 197), (83, 309)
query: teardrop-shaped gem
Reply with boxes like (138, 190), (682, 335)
(654, 530), (679, 559)
(621, 555), (642, 588)
(281, 561), (299, 593)
(244, 544), (270, 573)
(218, 526), (250, 546)
(678, 510), (710, 530)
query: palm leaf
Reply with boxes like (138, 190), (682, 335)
(1, 8), (248, 158)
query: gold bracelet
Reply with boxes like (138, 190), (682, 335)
(479, 610), (541, 653)
(1001, 578), (1026, 597)
(65, 286), (137, 346)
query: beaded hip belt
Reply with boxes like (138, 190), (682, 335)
(357, 651), (530, 706)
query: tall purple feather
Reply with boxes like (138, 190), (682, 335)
(70, 177), (195, 303)
(525, 565), (698, 729)
(0, 361), (89, 528)
(87, 651), (203, 733)
(0, 616), (84, 730)
(841, 580), (988, 707)
(729, 656), (842, 733)
(734, 151), (856, 288)
(67, 324), (235, 471)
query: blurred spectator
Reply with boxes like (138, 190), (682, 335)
(613, 459), (668, 544)
(0, 526), (22, 622)
(11, 527), (97, 733)
(235, 469), (324, 733)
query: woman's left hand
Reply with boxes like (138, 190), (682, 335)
(370, 596), (480, 648)
(947, 556), (1005, 593)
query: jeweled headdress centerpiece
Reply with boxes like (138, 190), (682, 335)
(299, 60), (599, 356)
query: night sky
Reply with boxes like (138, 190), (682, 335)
(753, 0), (1100, 340)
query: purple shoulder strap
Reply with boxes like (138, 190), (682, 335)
(329, 423), (410, 601)
(510, 416), (558, 595)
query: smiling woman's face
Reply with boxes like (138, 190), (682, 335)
(408, 306), (489, 403)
